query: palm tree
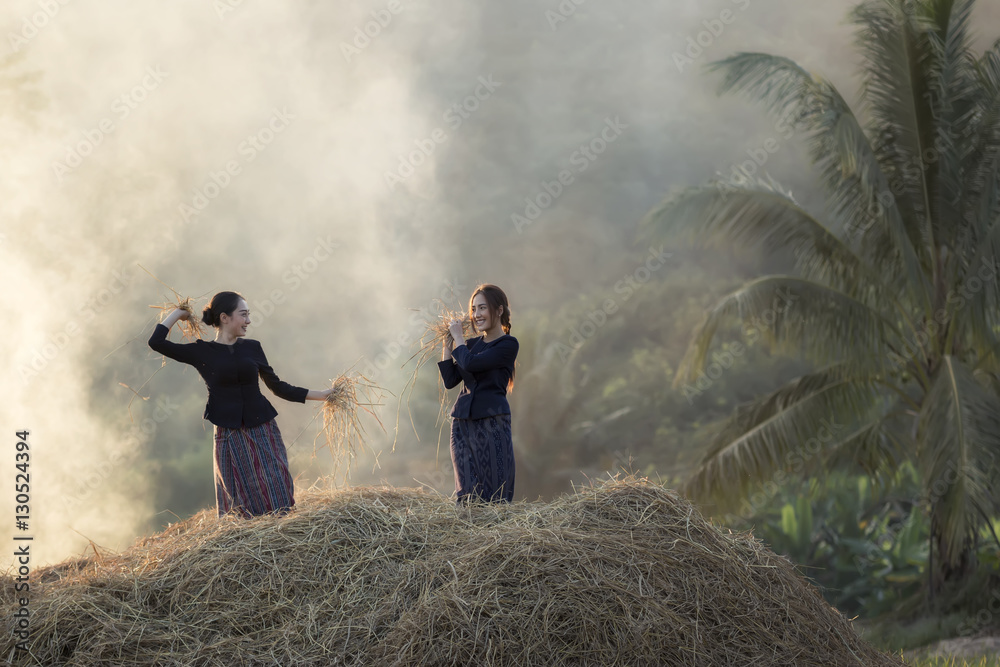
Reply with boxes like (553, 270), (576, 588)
(642, 0), (1000, 597)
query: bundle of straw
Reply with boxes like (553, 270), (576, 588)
(395, 305), (474, 453)
(316, 371), (388, 482)
(115, 266), (207, 421)
(149, 295), (205, 342)
(140, 264), (206, 342)
(406, 306), (474, 370)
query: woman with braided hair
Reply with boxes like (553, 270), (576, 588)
(438, 284), (519, 504)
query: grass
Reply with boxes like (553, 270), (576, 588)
(859, 613), (1000, 666)
(860, 614), (971, 653)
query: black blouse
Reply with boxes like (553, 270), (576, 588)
(147, 323), (308, 428)
(438, 334), (519, 419)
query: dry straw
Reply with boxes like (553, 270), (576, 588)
(148, 295), (205, 342)
(108, 265), (208, 421)
(395, 302), (473, 452)
(315, 372), (388, 482)
(140, 264), (206, 342)
(2, 477), (906, 666)
(405, 304), (473, 371)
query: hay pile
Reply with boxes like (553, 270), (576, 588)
(1, 479), (905, 666)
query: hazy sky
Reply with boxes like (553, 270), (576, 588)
(3, 0), (998, 567)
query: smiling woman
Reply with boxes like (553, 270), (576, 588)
(438, 284), (519, 505)
(147, 290), (333, 518)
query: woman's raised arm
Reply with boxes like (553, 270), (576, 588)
(148, 308), (199, 364)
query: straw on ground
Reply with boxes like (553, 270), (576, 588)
(1, 477), (907, 666)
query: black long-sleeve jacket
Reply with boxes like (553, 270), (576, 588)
(437, 334), (518, 419)
(147, 323), (308, 428)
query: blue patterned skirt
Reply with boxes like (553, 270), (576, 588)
(212, 418), (295, 518)
(450, 414), (514, 503)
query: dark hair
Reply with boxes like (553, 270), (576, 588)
(468, 283), (515, 391)
(202, 291), (244, 328)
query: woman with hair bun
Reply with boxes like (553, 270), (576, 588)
(148, 291), (332, 518)
(438, 283), (519, 504)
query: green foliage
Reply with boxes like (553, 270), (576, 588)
(727, 469), (928, 616)
(508, 250), (810, 491)
(727, 464), (1000, 631)
(643, 0), (1000, 596)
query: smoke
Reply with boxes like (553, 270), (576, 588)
(2, 0), (998, 566)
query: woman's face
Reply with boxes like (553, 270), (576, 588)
(472, 293), (501, 334)
(220, 299), (251, 337)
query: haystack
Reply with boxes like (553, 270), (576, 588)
(1, 479), (905, 666)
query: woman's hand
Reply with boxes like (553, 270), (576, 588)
(441, 332), (454, 361)
(159, 307), (189, 328)
(448, 319), (465, 342)
(306, 388), (334, 401)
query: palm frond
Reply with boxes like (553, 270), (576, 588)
(851, 0), (938, 270)
(641, 178), (893, 310)
(944, 215), (1000, 364)
(673, 275), (906, 386)
(707, 52), (823, 134)
(952, 42), (1000, 329)
(924, 0), (980, 251)
(917, 355), (1000, 566)
(683, 371), (882, 510)
(972, 367), (1000, 395)
(703, 362), (881, 449)
(708, 50), (933, 314)
(962, 39), (1000, 194)
(824, 401), (910, 483)
(666, 0), (1000, 591)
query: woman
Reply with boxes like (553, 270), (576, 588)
(147, 291), (332, 518)
(438, 284), (519, 504)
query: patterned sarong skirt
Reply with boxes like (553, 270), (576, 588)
(212, 418), (295, 518)
(450, 414), (515, 503)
